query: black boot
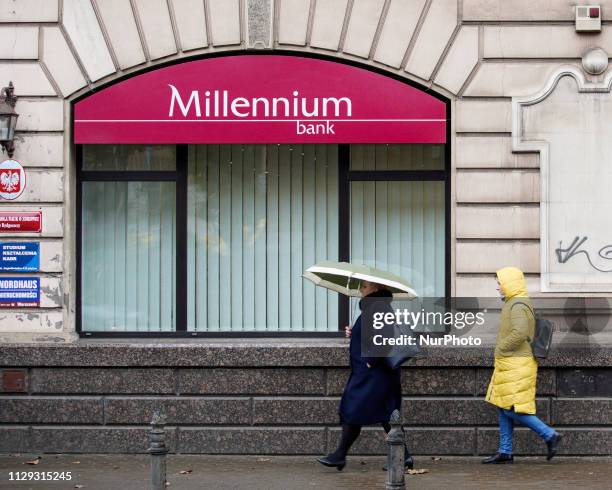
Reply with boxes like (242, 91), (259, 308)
(481, 453), (514, 464)
(316, 454), (346, 471)
(381, 421), (413, 471)
(316, 424), (361, 471)
(546, 432), (563, 461)
(382, 449), (413, 471)
(404, 451), (414, 470)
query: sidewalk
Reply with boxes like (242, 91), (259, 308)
(1, 454), (611, 490)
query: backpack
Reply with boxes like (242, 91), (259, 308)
(511, 301), (554, 359)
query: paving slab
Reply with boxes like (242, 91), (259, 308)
(0, 454), (611, 490)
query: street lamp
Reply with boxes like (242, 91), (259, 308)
(0, 82), (18, 159)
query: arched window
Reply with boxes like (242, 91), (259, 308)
(75, 54), (449, 336)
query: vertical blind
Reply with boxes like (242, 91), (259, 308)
(80, 143), (446, 333)
(82, 181), (176, 331)
(187, 144), (339, 331)
(82, 145), (176, 171)
(350, 144), (445, 297)
(350, 143), (446, 326)
(350, 143), (445, 170)
(351, 180), (445, 297)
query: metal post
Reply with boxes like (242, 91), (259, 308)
(386, 409), (406, 490)
(148, 411), (169, 490)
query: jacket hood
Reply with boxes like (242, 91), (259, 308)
(496, 267), (528, 300)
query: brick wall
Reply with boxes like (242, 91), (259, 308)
(1, 343), (611, 455)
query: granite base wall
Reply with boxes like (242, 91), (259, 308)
(0, 343), (611, 455)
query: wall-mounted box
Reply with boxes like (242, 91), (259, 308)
(576, 5), (602, 32)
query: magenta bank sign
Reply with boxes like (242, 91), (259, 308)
(74, 55), (446, 144)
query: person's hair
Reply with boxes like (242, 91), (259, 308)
(371, 283), (391, 294)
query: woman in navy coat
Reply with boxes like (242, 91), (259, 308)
(317, 280), (413, 471)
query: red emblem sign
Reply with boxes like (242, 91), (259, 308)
(0, 160), (26, 200)
(0, 211), (42, 233)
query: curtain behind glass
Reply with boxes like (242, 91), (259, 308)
(82, 145), (176, 171)
(351, 180), (445, 297)
(351, 144), (445, 170)
(187, 144), (339, 332)
(82, 181), (176, 331)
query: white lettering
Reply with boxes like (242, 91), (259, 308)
(231, 97), (250, 117)
(322, 97), (352, 117)
(168, 84), (201, 117)
(272, 98), (289, 117)
(296, 121), (336, 135)
(168, 87), (353, 119)
(252, 97), (270, 117)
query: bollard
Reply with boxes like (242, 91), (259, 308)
(386, 409), (406, 490)
(148, 411), (169, 490)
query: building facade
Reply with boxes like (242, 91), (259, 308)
(0, 0), (611, 456)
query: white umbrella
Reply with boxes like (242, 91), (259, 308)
(303, 260), (418, 298)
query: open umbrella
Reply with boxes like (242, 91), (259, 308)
(302, 260), (417, 298)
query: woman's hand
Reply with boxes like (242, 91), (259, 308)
(345, 325), (352, 338)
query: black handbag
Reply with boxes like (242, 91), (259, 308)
(383, 323), (420, 369)
(361, 298), (420, 370)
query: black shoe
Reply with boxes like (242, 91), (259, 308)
(481, 453), (514, 464)
(382, 455), (414, 471)
(546, 433), (563, 461)
(316, 454), (346, 471)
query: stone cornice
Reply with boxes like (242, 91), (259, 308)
(1, 341), (611, 367)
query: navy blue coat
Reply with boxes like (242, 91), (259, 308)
(339, 292), (402, 426)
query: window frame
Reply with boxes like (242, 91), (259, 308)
(77, 142), (449, 338)
(337, 145), (450, 331)
(74, 52), (451, 338)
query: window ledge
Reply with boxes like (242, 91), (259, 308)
(1, 340), (611, 368)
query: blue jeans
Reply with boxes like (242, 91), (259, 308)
(498, 408), (556, 454)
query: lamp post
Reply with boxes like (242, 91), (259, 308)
(0, 82), (18, 159)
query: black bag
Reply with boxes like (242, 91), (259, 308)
(361, 298), (420, 370)
(383, 323), (420, 369)
(512, 301), (554, 359)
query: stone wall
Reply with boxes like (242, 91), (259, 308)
(3, 1), (612, 340)
(1, 343), (611, 455)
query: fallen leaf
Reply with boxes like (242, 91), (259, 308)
(72, 461), (81, 464)
(25, 457), (41, 465)
(431, 457), (442, 461)
(179, 470), (193, 475)
(257, 458), (271, 462)
(406, 468), (429, 475)
(74, 485), (84, 489)
(360, 461), (367, 465)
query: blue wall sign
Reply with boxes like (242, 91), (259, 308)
(0, 277), (40, 307)
(0, 242), (39, 272)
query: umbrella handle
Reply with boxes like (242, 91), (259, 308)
(349, 277), (361, 327)
(345, 274), (361, 293)
(350, 299), (361, 326)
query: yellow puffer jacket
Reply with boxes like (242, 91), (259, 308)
(485, 267), (537, 414)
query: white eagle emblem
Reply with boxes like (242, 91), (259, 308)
(0, 170), (20, 193)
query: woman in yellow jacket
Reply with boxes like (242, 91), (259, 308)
(483, 267), (562, 464)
